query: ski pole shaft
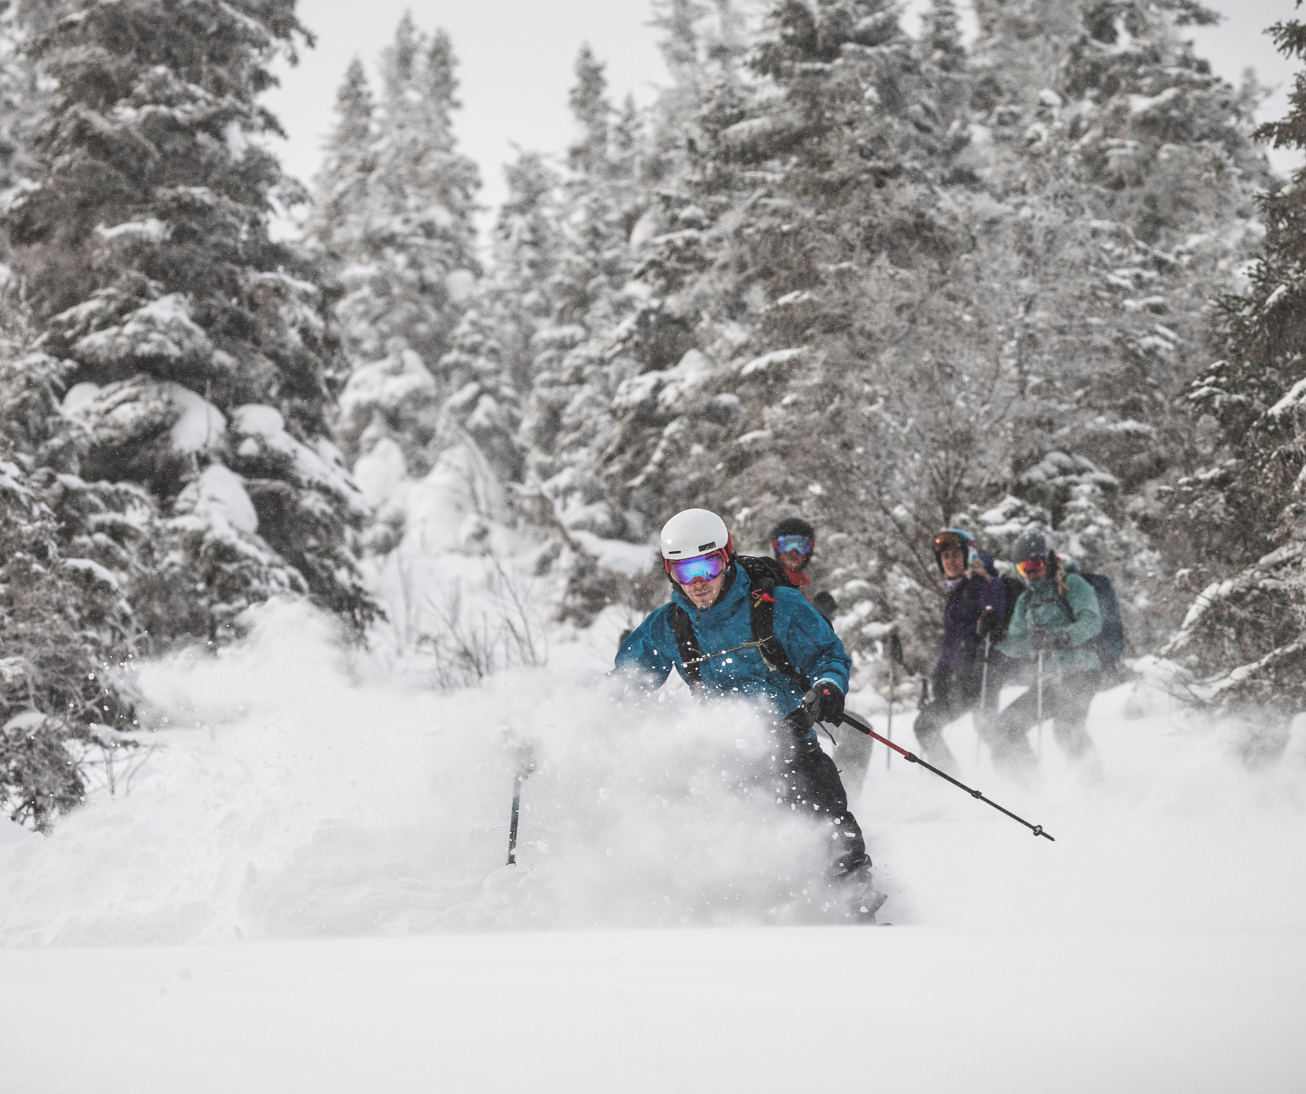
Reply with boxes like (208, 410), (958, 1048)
(977, 635), (990, 767)
(506, 773), (524, 865)
(839, 709), (1054, 841)
(1037, 650), (1044, 758)
(885, 659), (894, 770)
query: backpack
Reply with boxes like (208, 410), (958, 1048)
(667, 555), (811, 695)
(1054, 571), (1127, 672)
(997, 574), (1024, 640)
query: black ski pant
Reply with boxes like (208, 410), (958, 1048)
(990, 669), (1100, 774)
(914, 665), (999, 774)
(772, 735), (867, 875)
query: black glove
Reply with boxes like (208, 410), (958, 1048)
(976, 608), (1002, 639)
(1029, 629), (1072, 653)
(803, 680), (845, 724)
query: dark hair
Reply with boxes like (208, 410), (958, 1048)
(770, 516), (816, 541)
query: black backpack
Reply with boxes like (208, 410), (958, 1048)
(1052, 570), (1127, 672)
(667, 555), (811, 695)
(999, 574), (1024, 638)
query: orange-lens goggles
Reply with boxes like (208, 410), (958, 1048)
(934, 532), (967, 554)
(1017, 556), (1046, 577)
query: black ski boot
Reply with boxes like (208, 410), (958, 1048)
(835, 853), (888, 923)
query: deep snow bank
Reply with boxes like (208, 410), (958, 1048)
(2, 597), (1305, 946)
(0, 599), (848, 944)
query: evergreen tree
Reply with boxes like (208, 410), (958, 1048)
(307, 57), (375, 266)
(0, 293), (145, 829)
(0, 1), (55, 205)
(326, 17), (482, 484)
(520, 45), (647, 548)
(1162, 13), (1306, 713)
(3, 0), (376, 640)
(427, 151), (564, 488)
(523, 0), (1266, 667)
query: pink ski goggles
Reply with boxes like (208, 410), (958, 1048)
(665, 549), (729, 585)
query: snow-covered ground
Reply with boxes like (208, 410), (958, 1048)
(1, 595), (1302, 1091)
(1, 475), (1303, 1091)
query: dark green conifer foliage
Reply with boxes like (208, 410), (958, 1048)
(0, 298), (145, 829)
(3, 0), (376, 641)
(1163, 13), (1306, 711)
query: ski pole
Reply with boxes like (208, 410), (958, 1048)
(885, 630), (903, 770)
(1036, 649), (1044, 759)
(885, 657), (894, 770)
(505, 739), (536, 866)
(977, 634), (991, 768)
(506, 773), (524, 865)
(838, 708), (1055, 841)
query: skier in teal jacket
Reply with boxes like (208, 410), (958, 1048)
(615, 509), (878, 914)
(993, 530), (1104, 775)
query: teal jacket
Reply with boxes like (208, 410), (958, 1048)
(615, 564), (850, 736)
(997, 560), (1102, 672)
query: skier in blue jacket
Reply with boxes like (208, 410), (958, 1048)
(615, 509), (877, 909)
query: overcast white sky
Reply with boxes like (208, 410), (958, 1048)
(263, 0), (1303, 237)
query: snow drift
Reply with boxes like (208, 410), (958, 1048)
(1, 595), (1304, 946)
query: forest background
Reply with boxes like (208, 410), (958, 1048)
(2, 0), (1306, 828)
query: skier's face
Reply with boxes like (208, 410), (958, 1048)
(940, 546), (966, 579)
(779, 549), (807, 572)
(678, 569), (726, 609)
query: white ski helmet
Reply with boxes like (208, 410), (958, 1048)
(660, 508), (732, 560)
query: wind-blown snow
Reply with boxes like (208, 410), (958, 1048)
(1, 505), (1304, 1088)
(1, 596), (1302, 942)
(0, 599), (1303, 1090)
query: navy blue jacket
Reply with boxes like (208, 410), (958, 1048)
(615, 565), (851, 736)
(936, 557), (1007, 677)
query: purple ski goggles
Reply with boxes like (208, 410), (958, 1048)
(665, 549), (728, 586)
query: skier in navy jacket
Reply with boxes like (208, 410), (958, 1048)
(913, 529), (1007, 774)
(616, 509), (877, 910)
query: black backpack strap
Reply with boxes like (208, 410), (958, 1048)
(668, 604), (706, 693)
(747, 576), (812, 694)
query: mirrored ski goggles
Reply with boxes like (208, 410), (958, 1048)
(773, 535), (813, 556)
(666, 549), (728, 585)
(933, 532), (969, 554)
(1017, 556), (1047, 577)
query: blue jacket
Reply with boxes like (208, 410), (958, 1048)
(614, 565), (851, 737)
(936, 557), (1006, 677)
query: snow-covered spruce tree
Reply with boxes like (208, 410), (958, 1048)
(580, 0), (1001, 660)
(330, 17), (481, 484)
(557, 0), (1265, 673)
(3, 0), (376, 641)
(519, 45), (648, 546)
(424, 151), (564, 489)
(0, 294), (147, 829)
(1160, 14), (1306, 715)
(0, 1), (59, 204)
(306, 56), (375, 274)
(939, 0), (1271, 652)
(491, 151), (563, 401)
